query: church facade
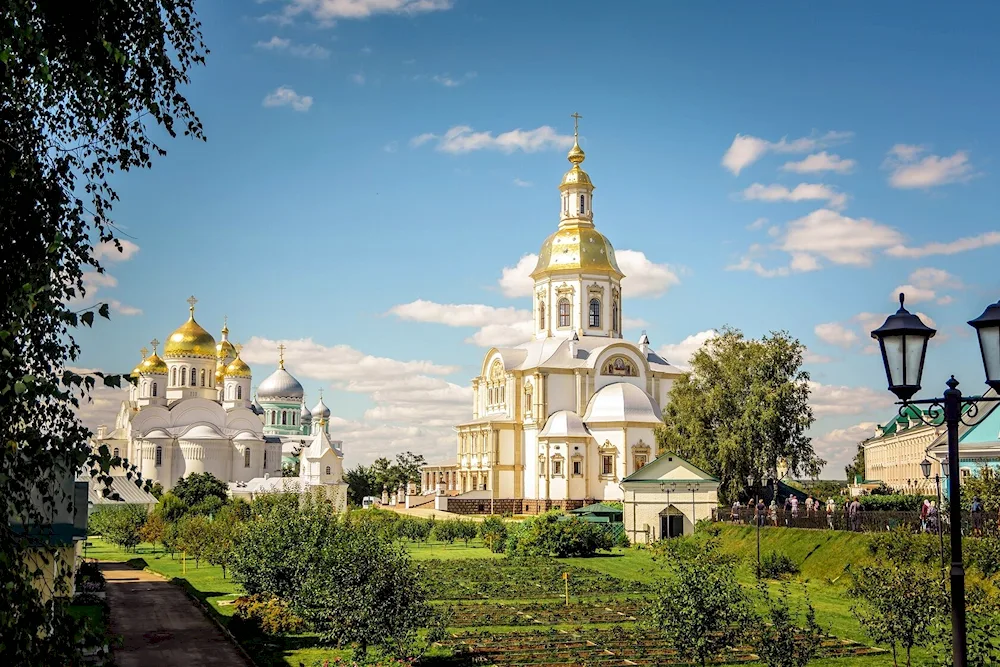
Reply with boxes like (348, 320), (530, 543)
(422, 122), (684, 513)
(94, 298), (345, 496)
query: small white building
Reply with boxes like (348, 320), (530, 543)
(621, 453), (719, 542)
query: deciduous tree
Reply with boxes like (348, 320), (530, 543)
(1, 1), (206, 659)
(656, 327), (822, 502)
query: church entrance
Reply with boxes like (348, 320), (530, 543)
(660, 514), (684, 539)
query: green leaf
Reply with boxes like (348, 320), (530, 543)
(81, 311), (95, 327)
(14, 381), (27, 395)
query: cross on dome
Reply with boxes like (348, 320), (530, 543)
(140, 346), (149, 359)
(277, 343), (286, 369)
(571, 112), (582, 137)
(150, 339), (160, 354)
(186, 295), (198, 314)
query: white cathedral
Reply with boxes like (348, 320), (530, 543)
(422, 121), (685, 512)
(94, 298), (346, 503)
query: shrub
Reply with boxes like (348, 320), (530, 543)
(867, 527), (939, 567)
(74, 561), (105, 593)
(176, 514), (212, 567)
(431, 518), (461, 544)
(155, 493), (189, 522)
(231, 594), (304, 635)
(858, 494), (933, 512)
(171, 472), (229, 508)
(966, 535), (1000, 578)
(395, 517), (433, 542)
(505, 511), (612, 558)
(479, 516), (508, 553)
(760, 551), (799, 579)
(189, 494), (224, 516)
(749, 583), (825, 667)
(139, 512), (168, 552)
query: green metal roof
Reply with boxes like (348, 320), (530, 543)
(569, 502), (623, 515)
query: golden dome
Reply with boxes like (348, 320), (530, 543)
(163, 300), (217, 359)
(530, 225), (622, 279)
(215, 361), (225, 386)
(217, 338), (237, 361)
(139, 353), (168, 375)
(560, 165), (592, 189)
(224, 355), (252, 379)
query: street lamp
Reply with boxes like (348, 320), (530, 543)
(871, 293), (1000, 667)
(748, 473), (760, 579)
(920, 456), (946, 577)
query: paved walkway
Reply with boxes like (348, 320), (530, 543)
(101, 562), (249, 667)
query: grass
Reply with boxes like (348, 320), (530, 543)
(91, 527), (950, 667)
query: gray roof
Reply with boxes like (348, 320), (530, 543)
(257, 367), (305, 401)
(88, 477), (159, 506)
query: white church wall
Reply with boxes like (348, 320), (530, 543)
(545, 374), (576, 414)
(498, 430), (516, 466)
(497, 469), (516, 498)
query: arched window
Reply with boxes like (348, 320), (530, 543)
(244, 447), (251, 467)
(579, 194), (586, 214)
(539, 301), (546, 329)
(558, 299), (571, 327)
(200, 369), (206, 387)
(589, 298), (601, 328)
(263, 450), (267, 469)
(270, 411), (276, 425)
(180, 367), (187, 386)
(190, 368), (196, 387)
(155, 446), (162, 466)
(113, 447), (119, 458)
(325, 466), (332, 475)
(171, 368), (177, 385)
(152, 382), (158, 397)
(612, 302), (619, 333)
(291, 412), (296, 425)
(237, 385), (242, 400)
(281, 411), (287, 425)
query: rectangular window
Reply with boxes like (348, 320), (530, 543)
(558, 300), (571, 327)
(602, 455), (613, 476)
(553, 460), (563, 476)
(572, 460), (582, 476)
(155, 446), (162, 467)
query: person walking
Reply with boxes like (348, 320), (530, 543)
(920, 498), (930, 533)
(783, 495), (793, 526)
(731, 499), (741, 524)
(805, 494), (815, 519)
(849, 498), (862, 532)
(757, 498), (767, 528)
(826, 497), (836, 529)
(927, 500), (939, 534)
(790, 495), (800, 526)
(971, 495), (984, 537)
(769, 499), (778, 527)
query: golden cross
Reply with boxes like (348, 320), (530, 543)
(140, 347), (149, 359)
(277, 343), (286, 369)
(186, 295), (198, 314)
(150, 339), (160, 354)
(570, 112), (583, 137)
(235, 342), (243, 355)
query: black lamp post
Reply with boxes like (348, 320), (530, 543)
(871, 294), (1000, 667)
(921, 456), (946, 577)
(748, 473), (760, 579)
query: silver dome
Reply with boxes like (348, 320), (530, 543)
(257, 367), (305, 401)
(311, 397), (331, 419)
(300, 402), (312, 420)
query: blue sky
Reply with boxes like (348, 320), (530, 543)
(77, 0), (1000, 474)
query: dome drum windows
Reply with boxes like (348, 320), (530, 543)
(558, 299), (571, 328)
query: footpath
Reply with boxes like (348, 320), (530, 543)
(100, 562), (249, 667)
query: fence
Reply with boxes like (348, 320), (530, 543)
(715, 507), (1000, 536)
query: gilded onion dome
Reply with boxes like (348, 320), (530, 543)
(140, 352), (168, 375)
(216, 317), (237, 361)
(224, 353), (252, 379)
(560, 138), (592, 189)
(130, 348), (146, 378)
(164, 297), (217, 359)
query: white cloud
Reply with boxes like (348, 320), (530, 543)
(887, 231), (1000, 259)
(742, 182), (848, 210)
(656, 330), (716, 369)
(890, 267), (963, 305)
(496, 251), (679, 299)
(241, 337), (468, 464)
(388, 300), (529, 328)
(263, 86), (313, 112)
(813, 421), (878, 470)
(722, 131), (853, 175)
(109, 300), (142, 316)
(277, 0), (453, 25)
(781, 152), (856, 174)
(465, 321), (534, 348)
(747, 217), (769, 231)
(71, 367), (129, 433)
(814, 322), (858, 349)
(513, 178), (532, 188)
(430, 72), (477, 87)
(498, 255), (537, 298)
(255, 36), (290, 50)
(410, 125), (574, 154)
(809, 381), (894, 416)
(350, 72), (366, 85)
(730, 209), (904, 276)
(623, 316), (649, 330)
(93, 239), (140, 262)
(884, 145), (974, 189)
(803, 352), (834, 364)
(383, 141), (398, 153)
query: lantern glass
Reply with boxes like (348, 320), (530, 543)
(941, 458), (950, 478)
(975, 325), (1000, 388)
(871, 294), (936, 401)
(920, 458), (932, 480)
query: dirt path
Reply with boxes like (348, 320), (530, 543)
(101, 562), (249, 667)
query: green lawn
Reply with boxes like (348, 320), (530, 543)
(91, 527), (951, 667)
